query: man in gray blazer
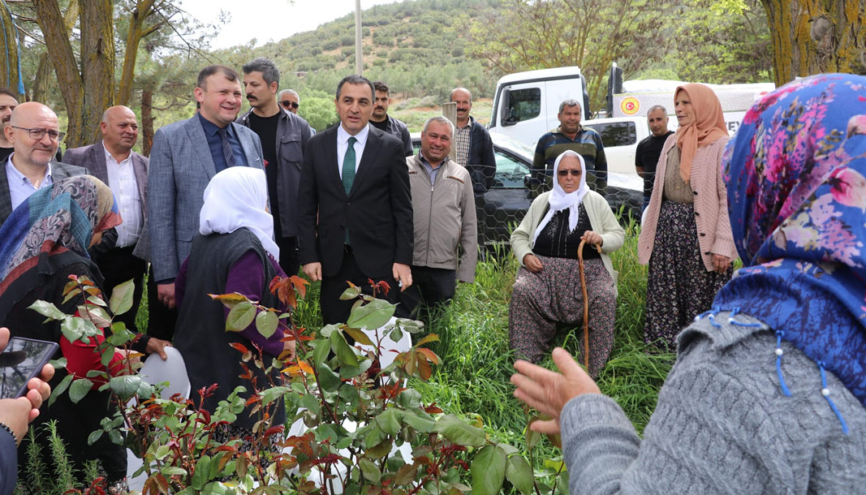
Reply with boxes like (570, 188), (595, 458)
(0, 102), (87, 227)
(147, 65), (264, 340)
(63, 106), (151, 334)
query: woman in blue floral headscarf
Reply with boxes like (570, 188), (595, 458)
(509, 74), (866, 494)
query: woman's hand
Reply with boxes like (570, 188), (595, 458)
(511, 348), (601, 435)
(581, 231), (604, 247)
(523, 254), (544, 273)
(283, 340), (297, 362)
(712, 254), (732, 273)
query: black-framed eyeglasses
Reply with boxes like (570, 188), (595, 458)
(12, 126), (65, 142)
(557, 169), (582, 177)
(280, 100), (299, 109)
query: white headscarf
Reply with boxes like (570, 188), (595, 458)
(531, 150), (589, 247)
(199, 167), (280, 260)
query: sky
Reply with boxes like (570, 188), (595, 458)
(179, 0), (404, 50)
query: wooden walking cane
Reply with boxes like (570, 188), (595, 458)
(577, 239), (602, 370)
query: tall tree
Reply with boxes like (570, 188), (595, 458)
(761, 0), (866, 85)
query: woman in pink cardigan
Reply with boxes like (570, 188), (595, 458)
(637, 84), (737, 350)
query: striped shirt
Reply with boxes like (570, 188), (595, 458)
(532, 126), (607, 196)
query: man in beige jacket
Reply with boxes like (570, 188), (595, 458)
(402, 116), (477, 319)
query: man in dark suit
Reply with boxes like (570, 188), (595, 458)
(147, 65), (264, 340)
(63, 106), (151, 334)
(0, 102), (86, 227)
(298, 75), (414, 325)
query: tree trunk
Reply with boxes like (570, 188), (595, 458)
(141, 88), (153, 156)
(80, 0), (116, 146)
(0, 4), (20, 96)
(31, 0), (78, 104)
(117, 0), (159, 106)
(762, 0), (866, 86)
(33, 0), (84, 148)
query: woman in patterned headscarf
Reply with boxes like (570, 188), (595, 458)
(0, 176), (130, 493)
(638, 84), (737, 350)
(511, 74), (866, 494)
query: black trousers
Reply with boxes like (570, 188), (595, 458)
(146, 265), (178, 341)
(399, 266), (457, 320)
(276, 235), (300, 277)
(97, 246), (146, 332)
(320, 248), (406, 326)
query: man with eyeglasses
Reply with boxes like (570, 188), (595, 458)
(237, 59), (313, 277)
(0, 102), (87, 227)
(278, 89), (300, 114)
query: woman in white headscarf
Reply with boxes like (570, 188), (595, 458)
(173, 167), (293, 439)
(509, 151), (624, 377)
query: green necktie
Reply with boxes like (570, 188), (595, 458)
(342, 136), (357, 244)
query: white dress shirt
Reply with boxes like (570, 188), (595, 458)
(337, 123), (370, 179)
(6, 156), (52, 211)
(104, 147), (142, 248)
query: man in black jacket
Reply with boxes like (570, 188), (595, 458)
(237, 58), (313, 277)
(370, 81), (412, 156)
(298, 75), (414, 325)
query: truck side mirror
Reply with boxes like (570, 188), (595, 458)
(500, 88), (517, 127)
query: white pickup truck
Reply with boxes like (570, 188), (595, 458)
(488, 66), (774, 177)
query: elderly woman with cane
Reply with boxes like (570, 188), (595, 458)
(511, 74), (866, 493)
(638, 83), (737, 350)
(509, 150), (624, 377)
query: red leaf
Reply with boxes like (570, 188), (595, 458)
(264, 425), (285, 437)
(425, 402), (444, 414)
(229, 342), (249, 354)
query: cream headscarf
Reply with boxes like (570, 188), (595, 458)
(199, 167), (280, 260)
(532, 150), (589, 247)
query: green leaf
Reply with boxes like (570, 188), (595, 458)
(60, 316), (99, 344)
(191, 455), (212, 490)
(108, 278), (135, 316)
(226, 301), (256, 332)
(312, 339), (331, 367)
(316, 363), (341, 392)
(261, 386), (291, 406)
(69, 378), (94, 404)
(505, 455), (534, 495)
(28, 301), (67, 321)
(346, 297), (395, 330)
(109, 375), (144, 401)
(329, 330), (359, 368)
(397, 389), (422, 409)
(49, 357), (67, 370)
(108, 430), (123, 445)
(87, 429), (104, 445)
(49, 374), (74, 406)
(160, 466), (187, 476)
(375, 408), (403, 436)
(471, 446), (506, 495)
(358, 458), (381, 483)
(402, 410), (435, 433)
(343, 327), (374, 346)
(388, 325), (403, 343)
(526, 419), (542, 450)
(339, 285), (362, 301)
(255, 310), (278, 339)
(434, 414), (487, 447)
(86, 295), (107, 307)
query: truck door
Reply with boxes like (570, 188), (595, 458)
(494, 82), (544, 145)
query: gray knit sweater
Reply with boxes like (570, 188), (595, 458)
(561, 313), (866, 494)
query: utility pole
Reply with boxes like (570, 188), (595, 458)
(354, 0), (363, 75)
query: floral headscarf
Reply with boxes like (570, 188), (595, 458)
(715, 74), (866, 411)
(0, 176), (121, 289)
